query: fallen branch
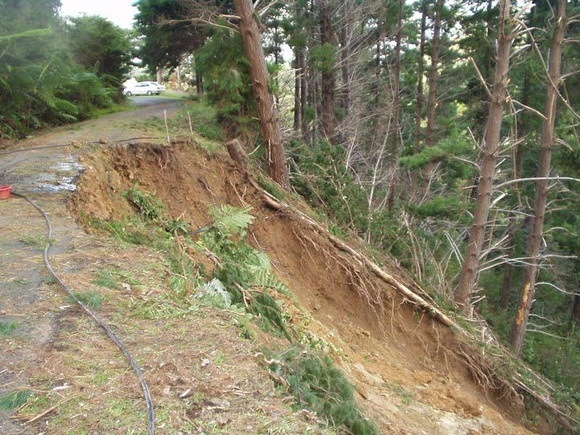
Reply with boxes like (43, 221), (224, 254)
(513, 379), (577, 431)
(261, 194), (460, 330)
(23, 397), (73, 425)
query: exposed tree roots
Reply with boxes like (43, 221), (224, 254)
(259, 191), (579, 433)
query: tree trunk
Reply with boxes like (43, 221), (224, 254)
(233, 0), (289, 187)
(301, 52), (308, 141)
(386, 0), (404, 211)
(455, 0), (513, 313)
(339, 22), (350, 120)
(573, 295), (580, 324)
(293, 47), (304, 133)
(319, 0), (336, 142)
(425, 0), (443, 149)
(510, 0), (565, 355)
(499, 47), (532, 310)
(499, 256), (514, 308)
(413, 0), (427, 154)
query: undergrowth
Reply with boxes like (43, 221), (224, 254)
(269, 347), (377, 434)
(68, 291), (105, 309)
(0, 320), (18, 336)
(86, 187), (374, 433)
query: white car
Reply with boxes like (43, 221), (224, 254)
(123, 82), (161, 96)
(141, 81), (166, 92)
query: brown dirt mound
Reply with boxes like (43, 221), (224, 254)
(68, 139), (541, 434)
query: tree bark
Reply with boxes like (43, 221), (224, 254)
(318, 0), (337, 142)
(413, 0), (427, 154)
(425, 0), (443, 149)
(233, 0), (289, 187)
(386, 0), (404, 211)
(510, 0), (565, 355)
(573, 295), (580, 324)
(293, 46), (304, 133)
(455, 0), (513, 313)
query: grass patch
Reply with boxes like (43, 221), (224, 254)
(92, 269), (140, 290)
(183, 100), (224, 141)
(19, 234), (53, 248)
(0, 320), (18, 336)
(391, 382), (415, 405)
(93, 269), (119, 289)
(87, 217), (153, 246)
(195, 136), (221, 154)
(0, 390), (32, 410)
(68, 291), (104, 309)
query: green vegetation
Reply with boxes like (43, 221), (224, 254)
(93, 269), (119, 289)
(0, 320), (18, 336)
(68, 291), (105, 309)
(195, 28), (256, 133)
(19, 234), (52, 248)
(0, 0), (131, 138)
(183, 100), (224, 142)
(0, 390), (31, 411)
(123, 187), (164, 221)
(270, 348), (377, 434)
(92, 269), (140, 291)
(88, 187), (373, 432)
(197, 205), (293, 339)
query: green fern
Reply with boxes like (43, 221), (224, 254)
(252, 269), (290, 295)
(199, 205), (293, 338)
(208, 204), (254, 235)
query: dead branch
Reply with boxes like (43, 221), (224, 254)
(495, 176), (579, 189)
(23, 398), (73, 425)
(261, 194), (460, 330)
(513, 379), (577, 431)
(468, 57), (492, 100)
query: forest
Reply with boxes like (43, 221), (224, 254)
(1, 0), (578, 418)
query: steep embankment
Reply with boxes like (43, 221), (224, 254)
(68, 138), (540, 434)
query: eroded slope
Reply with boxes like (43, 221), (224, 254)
(69, 139), (539, 434)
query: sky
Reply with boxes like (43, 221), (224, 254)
(59, 0), (138, 29)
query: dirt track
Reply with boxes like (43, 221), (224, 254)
(0, 97), (181, 433)
(0, 99), (543, 434)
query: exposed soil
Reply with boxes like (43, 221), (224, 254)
(0, 99), (548, 434)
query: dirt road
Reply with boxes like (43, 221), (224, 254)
(0, 97), (181, 433)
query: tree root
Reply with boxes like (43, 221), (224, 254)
(261, 194), (460, 330)
(260, 192), (579, 432)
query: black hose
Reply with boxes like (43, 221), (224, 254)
(12, 192), (155, 435)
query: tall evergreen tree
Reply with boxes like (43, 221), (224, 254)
(67, 16), (132, 86)
(510, 0), (567, 356)
(455, 0), (514, 313)
(233, 0), (289, 187)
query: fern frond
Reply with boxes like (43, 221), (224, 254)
(246, 251), (271, 272)
(252, 269), (290, 295)
(209, 205), (254, 234)
(0, 28), (52, 45)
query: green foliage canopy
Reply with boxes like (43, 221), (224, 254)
(0, 0), (126, 137)
(67, 15), (132, 86)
